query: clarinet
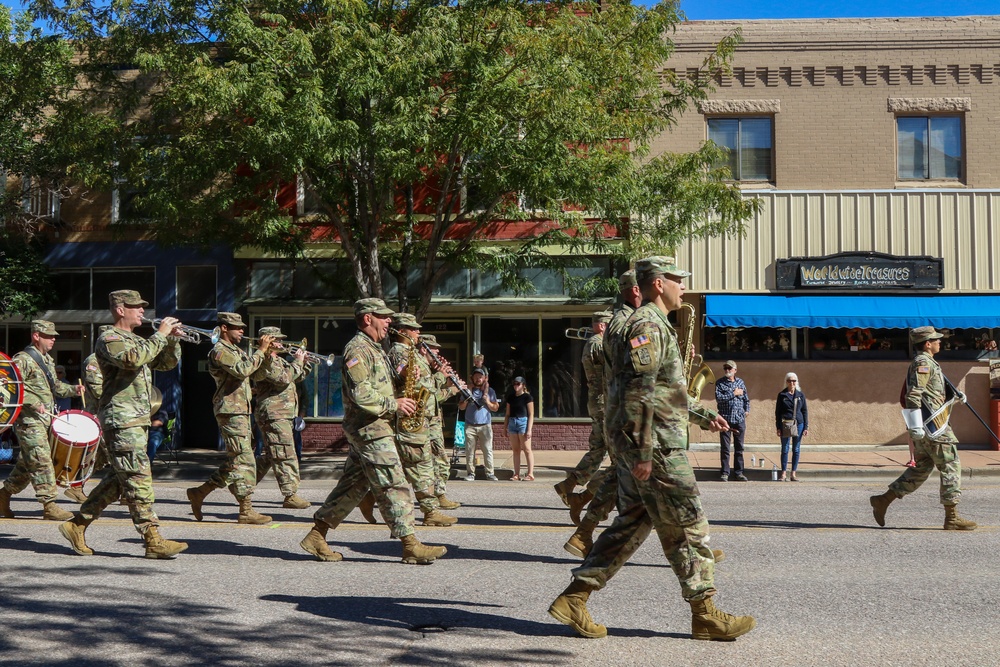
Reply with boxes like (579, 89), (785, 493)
(419, 341), (485, 408)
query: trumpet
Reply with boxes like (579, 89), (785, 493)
(143, 318), (220, 344)
(564, 327), (595, 340)
(281, 338), (335, 367)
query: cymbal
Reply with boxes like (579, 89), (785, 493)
(150, 386), (163, 417)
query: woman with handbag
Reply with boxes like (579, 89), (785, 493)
(774, 372), (809, 481)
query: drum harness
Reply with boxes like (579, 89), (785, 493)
(23, 347), (59, 417)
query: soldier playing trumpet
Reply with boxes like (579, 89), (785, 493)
(251, 326), (312, 509)
(58, 290), (187, 559)
(187, 312), (275, 525)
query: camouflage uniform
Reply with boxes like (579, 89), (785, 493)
(313, 326), (415, 539)
(890, 347), (963, 504)
(206, 336), (270, 500)
(566, 316), (610, 487)
(2, 327), (79, 505)
(252, 343), (311, 498)
(572, 300), (720, 601)
(82, 349), (112, 477)
(387, 333), (441, 515)
(579, 297), (638, 528)
(428, 368), (459, 495)
(78, 324), (181, 534)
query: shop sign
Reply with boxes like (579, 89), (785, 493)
(776, 252), (943, 290)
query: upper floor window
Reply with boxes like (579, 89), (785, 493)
(707, 117), (773, 181)
(896, 116), (962, 180)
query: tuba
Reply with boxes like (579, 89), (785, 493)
(679, 302), (715, 400)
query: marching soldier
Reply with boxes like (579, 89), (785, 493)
(563, 271), (640, 557)
(58, 290), (187, 558)
(0, 320), (84, 520)
(383, 314), (456, 526)
(419, 334), (462, 510)
(186, 312), (274, 525)
(870, 326), (976, 530)
(549, 257), (754, 641)
(251, 326), (312, 509)
(299, 298), (447, 564)
(553, 311), (612, 521)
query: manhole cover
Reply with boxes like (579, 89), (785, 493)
(409, 624), (448, 633)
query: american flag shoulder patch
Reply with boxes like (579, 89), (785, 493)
(104, 334), (121, 342)
(917, 366), (930, 374)
(346, 357), (360, 369)
(630, 334), (650, 348)
(396, 362), (406, 374)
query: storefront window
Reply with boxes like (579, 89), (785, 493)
(480, 317), (538, 416)
(938, 328), (998, 360)
(704, 327), (800, 360)
(806, 328), (908, 359)
(542, 318), (589, 418)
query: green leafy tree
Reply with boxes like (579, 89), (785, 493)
(33, 0), (758, 318)
(0, 7), (74, 318)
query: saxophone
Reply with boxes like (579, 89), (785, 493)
(399, 341), (430, 434)
(679, 302), (715, 401)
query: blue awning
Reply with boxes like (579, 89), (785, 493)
(705, 295), (1000, 329)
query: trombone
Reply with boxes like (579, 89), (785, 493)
(143, 318), (221, 345)
(564, 327), (594, 340)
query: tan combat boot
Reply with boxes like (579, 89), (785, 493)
(43, 502), (73, 521)
(712, 549), (726, 564)
(300, 521), (344, 562)
(553, 478), (576, 507)
(568, 490), (594, 526)
(237, 497), (272, 525)
(143, 526), (189, 559)
(689, 595), (756, 641)
(0, 487), (13, 518)
(186, 481), (217, 521)
(63, 486), (88, 504)
(282, 494), (311, 509)
(564, 519), (598, 558)
(400, 534), (447, 564)
(548, 580), (607, 638)
(59, 515), (94, 556)
(436, 494), (461, 510)
(357, 491), (378, 524)
(422, 509), (458, 526)
(869, 489), (898, 527)
(943, 504), (977, 531)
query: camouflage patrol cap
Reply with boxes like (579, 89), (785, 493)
(635, 256), (691, 282)
(910, 326), (946, 346)
(354, 298), (394, 317)
(31, 320), (59, 336)
(418, 334), (441, 348)
(618, 270), (637, 289)
(217, 312), (247, 329)
(257, 326), (287, 340)
(592, 310), (612, 325)
(108, 289), (149, 309)
(392, 312), (422, 330)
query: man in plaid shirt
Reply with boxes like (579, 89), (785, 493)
(715, 360), (750, 482)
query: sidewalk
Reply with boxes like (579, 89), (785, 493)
(136, 443), (1000, 484)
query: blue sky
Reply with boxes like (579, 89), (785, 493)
(680, 0), (999, 19)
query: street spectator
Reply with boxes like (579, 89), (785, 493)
(774, 372), (808, 481)
(715, 360), (749, 482)
(147, 408), (169, 461)
(55, 366), (74, 412)
(505, 376), (535, 481)
(459, 368), (500, 481)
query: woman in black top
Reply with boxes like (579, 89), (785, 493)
(504, 376), (535, 480)
(774, 372), (809, 481)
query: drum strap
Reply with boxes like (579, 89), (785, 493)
(23, 347), (57, 394)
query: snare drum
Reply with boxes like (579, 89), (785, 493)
(49, 410), (102, 488)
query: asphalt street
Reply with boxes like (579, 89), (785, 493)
(1, 477), (998, 666)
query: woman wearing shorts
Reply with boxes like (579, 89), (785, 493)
(504, 376), (535, 480)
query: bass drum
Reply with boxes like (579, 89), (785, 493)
(0, 351), (24, 435)
(49, 410), (102, 488)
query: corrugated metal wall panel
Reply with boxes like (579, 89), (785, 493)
(680, 190), (1000, 293)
